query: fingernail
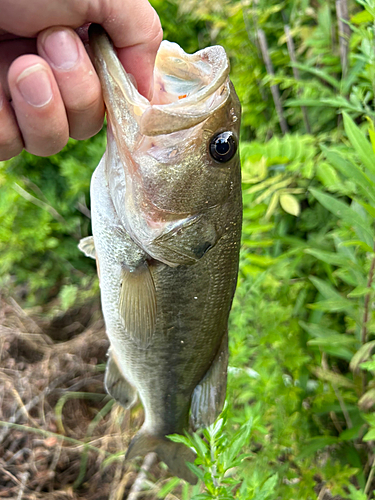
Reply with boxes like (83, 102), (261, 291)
(17, 65), (53, 107)
(42, 29), (79, 70)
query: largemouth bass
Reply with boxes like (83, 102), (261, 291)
(79, 24), (242, 484)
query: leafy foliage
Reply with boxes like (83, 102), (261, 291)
(0, 135), (104, 305)
(2, 0), (375, 497)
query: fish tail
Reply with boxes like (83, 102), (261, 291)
(125, 431), (197, 484)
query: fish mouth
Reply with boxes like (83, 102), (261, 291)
(89, 25), (230, 137)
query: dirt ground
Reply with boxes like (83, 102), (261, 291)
(0, 295), (362, 500)
(0, 296), (173, 499)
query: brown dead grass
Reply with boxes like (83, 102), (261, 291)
(0, 296), (171, 499)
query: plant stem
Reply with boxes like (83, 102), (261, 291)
(127, 452), (158, 500)
(284, 24), (311, 134)
(322, 353), (352, 428)
(257, 28), (289, 135)
(361, 251), (375, 345)
(12, 182), (66, 224)
(364, 454), (375, 498)
(0, 420), (108, 456)
(335, 0), (351, 78)
(361, 250), (375, 394)
(16, 472), (29, 500)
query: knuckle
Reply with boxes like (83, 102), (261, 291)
(66, 87), (101, 115)
(144, 10), (163, 49)
(69, 118), (103, 141)
(0, 142), (23, 161)
(25, 129), (69, 157)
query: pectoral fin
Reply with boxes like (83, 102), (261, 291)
(78, 236), (96, 259)
(105, 349), (137, 409)
(190, 331), (228, 430)
(119, 262), (157, 348)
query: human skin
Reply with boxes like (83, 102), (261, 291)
(0, 0), (163, 160)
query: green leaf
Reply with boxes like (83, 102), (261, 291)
(309, 276), (352, 303)
(292, 63), (340, 89)
(368, 129), (375, 156)
(301, 321), (357, 360)
(157, 477), (181, 498)
(309, 299), (355, 313)
(343, 112), (375, 176)
(347, 286), (371, 298)
(316, 161), (341, 188)
(358, 389), (375, 411)
(350, 341), (375, 371)
(243, 254), (278, 267)
(362, 428), (375, 441)
(224, 419), (253, 466)
(313, 367), (355, 389)
(186, 462), (205, 482)
(346, 484), (368, 500)
(279, 193), (300, 216)
(360, 355), (375, 371)
(242, 239), (274, 248)
(300, 321), (356, 344)
(339, 425), (362, 441)
(191, 432), (209, 458)
(322, 147), (375, 203)
(305, 248), (354, 267)
(356, 200), (375, 218)
(298, 436), (338, 459)
(242, 222), (275, 235)
(351, 9), (374, 24)
(309, 188), (373, 248)
(339, 240), (374, 253)
(265, 192), (280, 219)
(307, 342), (354, 361)
(59, 284), (78, 311)
(167, 434), (192, 447)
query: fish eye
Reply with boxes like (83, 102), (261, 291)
(209, 131), (237, 163)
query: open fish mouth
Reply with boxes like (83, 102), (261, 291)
(89, 24), (231, 136)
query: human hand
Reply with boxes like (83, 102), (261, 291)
(0, 0), (163, 160)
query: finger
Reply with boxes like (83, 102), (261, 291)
(115, 6), (163, 100)
(8, 55), (69, 156)
(37, 27), (104, 140)
(0, 0), (163, 99)
(0, 85), (23, 160)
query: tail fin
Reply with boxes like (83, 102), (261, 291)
(126, 431), (198, 484)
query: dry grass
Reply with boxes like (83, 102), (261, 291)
(0, 296), (173, 499)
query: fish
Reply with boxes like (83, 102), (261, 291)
(79, 24), (242, 484)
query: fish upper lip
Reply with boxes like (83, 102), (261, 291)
(130, 41), (231, 110)
(90, 26), (231, 136)
(138, 42), (231, 135)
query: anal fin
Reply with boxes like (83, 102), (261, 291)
(105, 349), (137, 409)
(190, 331), (228, 430)
(119, 261), (157, 348)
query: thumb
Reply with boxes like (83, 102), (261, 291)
(0, 0), (163, 98)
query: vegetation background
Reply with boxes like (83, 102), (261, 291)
(1, 0), (375, 498)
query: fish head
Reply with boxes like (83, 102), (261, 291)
(90, 25), (241, 263)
